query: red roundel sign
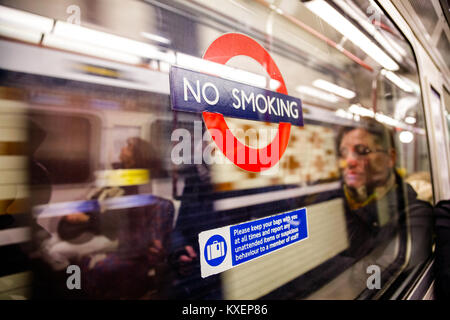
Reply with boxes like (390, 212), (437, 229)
(202, 33), (292, 172)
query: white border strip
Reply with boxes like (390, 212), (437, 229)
(0, 40), (170, 94)
(213, 181), (341, 211)
(0, 227), (31, 246)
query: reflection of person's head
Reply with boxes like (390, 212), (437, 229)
(337, 117), (396, 192)
(119, 137), (163, 176)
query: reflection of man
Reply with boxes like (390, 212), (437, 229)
(337, 118), (432, 263)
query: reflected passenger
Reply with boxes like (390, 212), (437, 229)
(337, 117), (432, 263)
(36, 137), (174, 299)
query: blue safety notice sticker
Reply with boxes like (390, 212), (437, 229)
(198, 208), (308, 278)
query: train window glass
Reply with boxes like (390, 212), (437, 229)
(167, 0), (432, 300)
(429, 87), (448, 177)
(444, 88), (450, 145)
(30, 112), (94, 185)
(0, 87), (32, 292)
(0, 0), (434, 299)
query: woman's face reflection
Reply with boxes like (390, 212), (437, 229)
(339, 128), (394, 190)
(120, 143), (135, 169)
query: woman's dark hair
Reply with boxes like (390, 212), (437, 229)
(125, 137), (165, 178)
(336, 116), (396, 151)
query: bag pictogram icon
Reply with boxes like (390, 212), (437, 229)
(207, 240), (225, 260)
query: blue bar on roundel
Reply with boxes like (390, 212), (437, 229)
(169, 66), (303, 127)
(229, 208), (308, 266)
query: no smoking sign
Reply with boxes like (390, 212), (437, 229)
(170, 33), (304, 172)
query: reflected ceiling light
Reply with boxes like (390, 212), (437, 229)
(335, 108), (354, 119)
(383, 32), (407, 58)
(380, 69), (414, 93)
(399, 131), (414, 143)
(405, 116), (416, 124)
(0, 5), (53, 33)
(0, 24), (42, 43)
(394, 96), (419, 120)
(159, 61), (170, 73)
(43, 34), (141, 65)
(402, 77), (421, 94)
(53, 21), (175, 63)
(305, 0), (399, 71)
(295, 85), (340, 103)
(269, 79), (281, 90)
(349, 104), (374, 117)
(368, 0), (408, 58)
(348, 105), (402, 128)
(375, 113), (400, 127)
(269, 4), (284, 15)
(313, 79), (356, 99)
(149, 60), (159, 70)
(140, 31), (171, 45)
(333, 0), (405, 63)
(0, 5), (53, 44)
(176, 52), (269, 89)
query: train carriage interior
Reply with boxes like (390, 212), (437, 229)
(0, 0), (449, 301)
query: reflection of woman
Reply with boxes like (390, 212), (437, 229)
(60, 137), (165, 230)
(45, 137), (174, 299)
(337, 118), (432, 263)
(118, 137), (163, 176)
